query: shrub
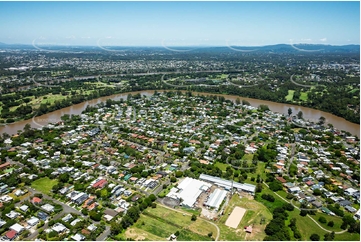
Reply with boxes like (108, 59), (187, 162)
(282, 203), (294, 211)
(300, 210), (307, 217)
(318, 216), (327, 224)
(261, 194), (275, 202)
(310, 233), (320, 241)
(327, 221), (334, 227)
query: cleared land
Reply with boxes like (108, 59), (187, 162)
(225, 206), (246, 229)
(124, 205), (215, 241)
(31, 177), (58, 195)
(218, 194), (272, 240)
(285, 90), (295, 101)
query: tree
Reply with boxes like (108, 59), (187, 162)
(310, 234), (320, 241)
(59, 173), (70, 183)
(269, 180), (283, 191)
(313, 189), (322, 196)
(191, 214), (197, 221)
(170, 176), (177, 183)
(300, 210), (307, 217)
(175, 171), (183, 178)
(319, 116), (326, 126)
(318, 216), (327, 224)
(297, 111), (303, 119)
(242, 100), (250, 106)
(327, 221), (334, 227)
(288, 107), (292, 116)
(235, 97), (241, 105)
(149, 194), (157, 202)
(121, 215), (134, 229)
(256, 183), (263, 193)
(89, 210), (102, 221)
(324, 233), (332, 241)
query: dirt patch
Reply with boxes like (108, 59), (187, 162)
(225, 206), (246, 229)
(245, 225), (263, 240)
(162, 197), (180, 208)
(125, 228), (146, 241)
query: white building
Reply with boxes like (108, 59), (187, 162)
(27, 217), (40, 227)
(199, 174), (256, 194)
(205, 188), (228, 211)
(41, 204), (55, 213)
(9, 223), (25, 233)
(167, 177), (211, 207)
(71, 233), (85, 241)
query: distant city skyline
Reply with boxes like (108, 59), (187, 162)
(0, 1), (359, 47)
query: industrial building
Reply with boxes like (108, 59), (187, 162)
(199, 174), (256, 194)
(205, 188), (228, 211)
(166, 177), (211, 207)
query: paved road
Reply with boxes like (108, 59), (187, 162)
(286, 143), (297, 177)
(96, 225), (111, 241)
(290, 74), (314, 88)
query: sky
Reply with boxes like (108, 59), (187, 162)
(0, 1), (359, 47)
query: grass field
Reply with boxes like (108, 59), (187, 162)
(258, 186), (360, 241)
(31, 177), (58, 195)
(218, 194), (272, 241)
(214, 162), (229, 171)
(125, 205), (215, 241)
(300, 92), (308, 101)
(286, 90), (295, 101)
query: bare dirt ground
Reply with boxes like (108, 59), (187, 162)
(225, 206), (246, 229)
(125, 228), (146, 241)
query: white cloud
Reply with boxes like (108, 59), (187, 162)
(301, 38), (312, 42)
(320, 38), (327, 42)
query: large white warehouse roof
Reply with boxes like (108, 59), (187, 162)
(167, 177), (211, 207)
(199, 174), (256, 193)
(206, 188), (228, 210)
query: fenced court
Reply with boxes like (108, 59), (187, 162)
(225, 206), (246, 229)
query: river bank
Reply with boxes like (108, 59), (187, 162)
(0, 90), (359, 136)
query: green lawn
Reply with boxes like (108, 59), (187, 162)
(334, 232), (360, 241)
(286, 90), (295, 101)
(157, 184), (174, 198)
(214, 162), (229, 171)
(258, 186), (360, 241)
(242, 153), (254, 162)
(31, 177), (58, 195)
(300, 92), (308, 101)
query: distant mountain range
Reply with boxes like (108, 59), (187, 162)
(0, 42), (359, 54)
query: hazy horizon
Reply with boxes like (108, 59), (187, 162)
(0, 1), (359, 47)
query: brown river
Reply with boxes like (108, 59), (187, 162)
(0, 90), (359, 136)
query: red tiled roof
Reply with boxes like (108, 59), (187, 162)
(0, 162), (11, 169)
(6, 230), (17, 239)
(276, 177), (287, 183)
(92, 179), (107, 188)
(32, 197), (42, 204)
